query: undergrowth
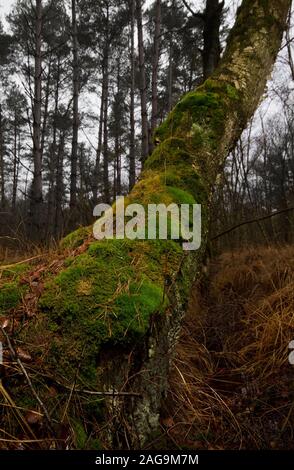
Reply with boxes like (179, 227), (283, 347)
(159, 245), (294, 450)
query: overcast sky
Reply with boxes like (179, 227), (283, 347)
(0, 0), (10, 15)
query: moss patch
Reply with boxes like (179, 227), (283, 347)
(31, 239), (184, 385)
(60, 226), (92, 251)
(0, 263), (30, 315)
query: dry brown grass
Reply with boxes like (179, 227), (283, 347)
(163, 245), (294, 450)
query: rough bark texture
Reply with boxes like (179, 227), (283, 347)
(1, 0), (290, 450)
(136, 0), (149, 163)
(150, 0), (161, 151)
(30, 0), (43, 237)
(0, 104), (5, 208)
(129, 0), (136, 190)
(203, 0), (224, 79)
(69, 0), (79, 212)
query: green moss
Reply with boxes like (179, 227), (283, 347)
(0, 262), (30, 314)
(114, 280), (167, 340)
(60, 226), (92, 250)
(146, 137), (193, 169)
(35, 238), (184, 385)
(166, 187), (196, 205)
(0, 281), (27, 315)
(155, 90), (224, 143)
(154, 78), (240, 152)
(0, 262), (29, 280)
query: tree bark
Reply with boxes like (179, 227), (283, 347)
(46, 56), (60, 237)
(102, 49), (110, 203)
(41, 56), (52, 162)
(93, 69), (105, 204)
(7, 0), (291, 449)
(69, 0), (79, 213)
(54, 130), (65, 239)
(202, 0), (224, 80)
(0, 104), (5, 208)
(150, 0), (161, 152)
(129, 0), (136, 191)
(167, 42), (173, 112)
(30, 0), (43, 238)
(12, 111), (18, 211)
(136, 0), (149, 163)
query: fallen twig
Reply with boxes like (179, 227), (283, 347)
(0, 254), (46, 271)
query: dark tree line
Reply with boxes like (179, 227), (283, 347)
(0, 0), (226, 245)
(1, 0), (292, 251)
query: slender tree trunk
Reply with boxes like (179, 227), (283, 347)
(129, 0), (136, 191)
(47, 57), (60, 237)
(102, 13), (110, 204)
(70, 0), (79, 213)
(114, 59), (122, 197)
(79, 144), (85, 199)
(30, 0), (43, 238)
(150, 0), (161, 153)
(168, 42), (173, 112)
(202, 0), (224, 80)
(12, 112), (18, 211)
(0, 104), (5, 208)
(41, 55), (51, 161)
(54, 130), (65, 238)
(93, 67), (105, 204)
(136, 0), (149, 163)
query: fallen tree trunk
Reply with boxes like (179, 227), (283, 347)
(0, 0), (291, 449)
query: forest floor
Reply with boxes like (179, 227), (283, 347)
(158, 245), (294, 450)
(1, 243), (294, 449)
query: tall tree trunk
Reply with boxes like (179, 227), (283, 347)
(70, 0), (79, 213)
(46, 56), (60, 237)
(114, 59), (122, 198)
(41, 55), (51, 161)
(12, 111), (18, 211)
(136, 0), (149, 163)
(0, 104), (5, 208)
(93, 68), (105, 204)
(202, 0), (224, 79)
(168, 42), (173, 112)
(102, 53), (110, 203)
(30, 0), (43, 238)
(8, 0), (291, 448)
(54, 130), (65, 239)
(102, 7), (110, 204)
(150, 0), (161, 153)
(129, 0), (136, 191)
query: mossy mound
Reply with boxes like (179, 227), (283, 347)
(20, 239), (184, 387)
(60, 225), (92, 251)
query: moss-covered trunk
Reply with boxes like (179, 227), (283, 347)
(0, 0), (291, 449)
